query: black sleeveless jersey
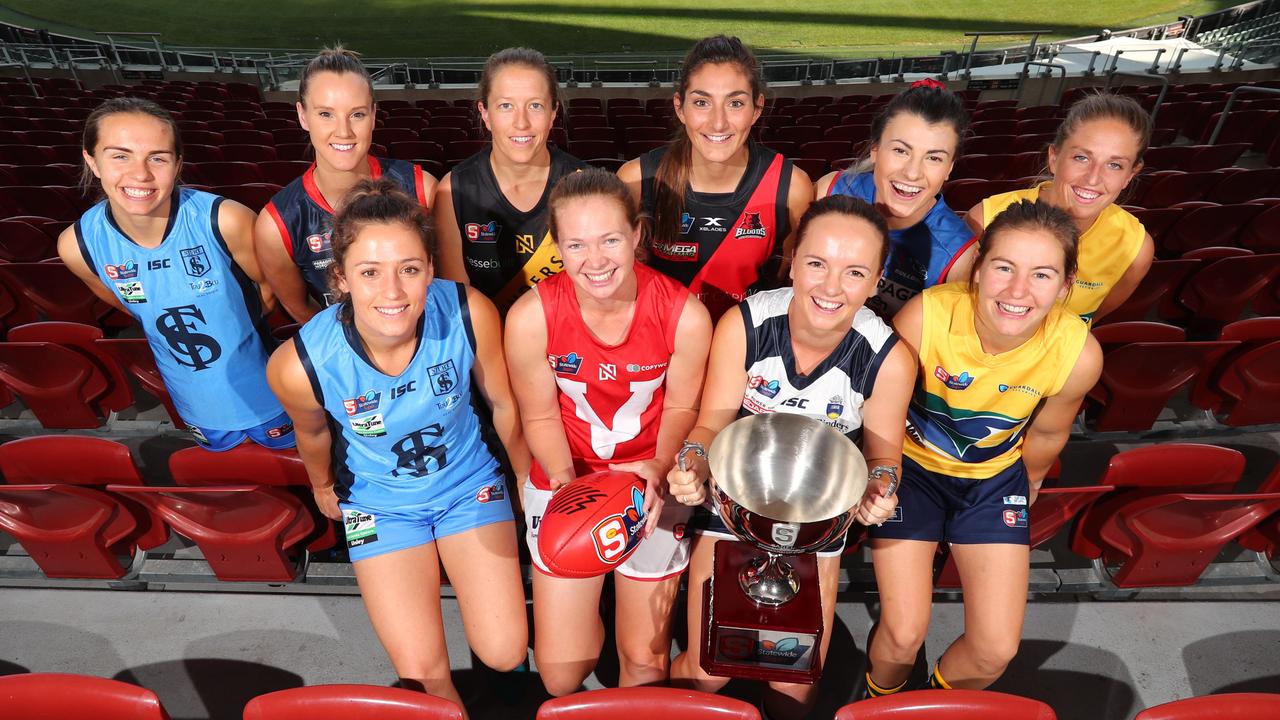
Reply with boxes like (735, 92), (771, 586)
(449, 145), (588, 311)
(639, 142), (792, 320)
(264, 156), (426, 306)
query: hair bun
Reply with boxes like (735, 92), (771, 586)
(911, 78), (947, 91)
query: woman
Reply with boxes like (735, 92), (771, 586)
(505, 168), (712, 696)
(864, 199), (1102, 696)
(815, 80), (973, 319)
(618, 34), (813, 321)
(256, 46), (435, 322)
(956, 93), (1155, 324)
(59, 97), (294, 452)
(434, 47), (589, 314)
(666, 195), (913, 720)
(266, 180), (528, 714)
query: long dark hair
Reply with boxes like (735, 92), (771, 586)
(328, 178), (435, 309)
(652, 35), (764, 247)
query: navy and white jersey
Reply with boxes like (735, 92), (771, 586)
(75, 188), (281, 430)
(827, 171), (976, 318)
(738, 288), (897, 444)
(295, 279), (500, 506)
(263, 157), (426, 306)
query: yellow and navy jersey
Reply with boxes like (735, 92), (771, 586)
(982, 183), (1146, 324)
(902, 283), (1089, 479)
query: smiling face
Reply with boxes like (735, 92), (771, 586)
(297, 70), (375, 174)
(869, 111), (959, 230)
(788, 212), (884, 333)
(971, 226), (1071, 346)
(479, 64), (556, 166)
(336, 221), (433, 343)
(553, 194), (640, 302)
(1046, 117), (1143, 232)
(83, 112), (181, 222)
(674, 62), (762, 165)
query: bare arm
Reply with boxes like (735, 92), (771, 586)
(432, 173), (470, 284)
(504, 287), (576, 488)
(666, 306), (751, 505)
(777, 165), (816, 278)
(813, 170), (838, 200)
(856, 339), (916, 525)
(466, 286), (531, 481)
(218, 198), (276, 313)
(57, 225), (128, 313)
(1021, 334), (1102, 503)
(252, 205), (320, 323)
(266, 339), (340, 519)
(415, 165), (438, 211)
(1092, 232), (1155, 322)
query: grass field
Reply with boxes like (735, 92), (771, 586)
(0, 1), (1236, 58)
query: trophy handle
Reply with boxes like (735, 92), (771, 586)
(739, 551), (800, 606)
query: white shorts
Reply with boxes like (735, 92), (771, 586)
(524, 479), (693, 581)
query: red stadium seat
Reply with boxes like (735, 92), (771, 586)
(180, 129), (226, 147)
(537, 687), (761, 720)
(181, 144), (224, 163)
(941, 179), (1026, 215)
(94, 337), (184, 425)
(0, 277), (38, 334)
(625, 139), (667, 157)
(0, 672), (172, 720)
(971, 106), (1018, 122)
(446, 140), (490, 163)
(0, 341), (109, 428)
(1136, 171), (1226, 208)
(420, 127), (468, 146)
(1239, 203), (1280, 253)
(1140, 145), (1197, 172)
(1071, 444), (1244, 561)
(0, 185), (83, 221)
(1199, 109), (1279, 150)
(221, 144), (277, 163)
(387, 140), (444, 163)
(1209, 168), (1280, 204)
(567, 140), (621, 160)
(0, 219), (56, 262)
(1185, 143), (1250, 171)
(190, 161), (263, 186)
(212, 184), (281, 211)
(0, 262), (109, 324)
(7, 322), (132, 413)
(969, 119), (1018, 136)
(798, 140), (853, 164)
(258, 160), (311, 187)
(273, 143), (314, 162)
(1093, 491), (1280, 587)
(108, 482), (316, 582)
(1189, 318), (1280, 425)
(169, 444), (336, 552)
(1134, 693), (1280, 720)
(833, 689), (1055, 719)
(964, 134), (1017, 155)
(1086, 338), (1237, 432)
(1015, 118), (1062, 135)
(1163, 203), (1265, 256)
(824, 124), (872, 143)
(1178, 253), (1280, 334)
(1097, 259), (1200, 323)
(243, 684), (463, 720)
(0, 484), (150, 579)
(569, 126), (618, 143)
(771, 125), (823, 145)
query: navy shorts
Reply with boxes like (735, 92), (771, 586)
(189, 410), (297, 452)
(868, 455), (1031, 545)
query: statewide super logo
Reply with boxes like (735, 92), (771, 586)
(716, 633), (812, 667)
(464, 221), (500, 242)
(306, 232), (331, 253)
(591, 487), (646, 565)
(104, 260), (138, 280)
(547, 351), (583, 375)
(748, 375), (781, 399)
(476, 482), (506, 504)
(1003, 508), (1029, 528)
(343, 390), (381, 416)
(733, 211), (768, 239)
(934, 365), (974, 390)
(349, 413), (387, 438)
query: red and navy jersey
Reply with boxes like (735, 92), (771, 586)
(639, 142), (792, 320)
(263, 156), (427, 306)
(531, 263), (689, 491)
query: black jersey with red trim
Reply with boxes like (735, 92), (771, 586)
(639, 142), (792, 320)
(449, 145), (588, 307)
(263, 156), (426, 306)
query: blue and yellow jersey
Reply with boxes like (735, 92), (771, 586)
(903, 283), (1089, 479)
(982, 183), (1145, 324)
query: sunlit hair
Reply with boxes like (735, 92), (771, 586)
(298, 45), (374, 107)
(972, 199), (1079, 287)
(478, 47), (561, 112)
(548, 167), (643, 241)
(80, 97), (182, 193)
(846, 81), (969, 176)
(328, 178), (434, 308)
(1052, 92), (1152, 165)
(793, 194), (890, 271)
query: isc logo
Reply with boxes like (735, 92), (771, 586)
(391, 381), (417, 399)
(148, 259), (171, 271)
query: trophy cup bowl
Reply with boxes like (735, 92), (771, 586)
(708, 413), (868, 606)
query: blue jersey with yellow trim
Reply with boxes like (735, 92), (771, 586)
(76, 188), (281, 430)
(902, 283), (1089, 479)
(828, 171), (975, 318)
(295, 279), (499, 505)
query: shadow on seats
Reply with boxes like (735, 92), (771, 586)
(990, 639), (1137, 720)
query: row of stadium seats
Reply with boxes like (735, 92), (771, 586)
(3, 672), (1276, 719)
(1, 437), (1276, 587)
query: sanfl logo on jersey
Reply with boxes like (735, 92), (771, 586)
(548, 352), (583, 375)
(104, 260), (138, 280)
(934, 365), (974, 390)
(343, 390), (381, 416)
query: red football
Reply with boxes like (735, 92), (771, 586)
(538, 470), (648, 578)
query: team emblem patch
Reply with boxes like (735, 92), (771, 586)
(733, 211), (768, 239)
(826, 395), (844, 420)
(428, 360), (458, 396)
(180, 245), (211, 277)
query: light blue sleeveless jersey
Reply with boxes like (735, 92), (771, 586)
(295, 280), (500, 506)
(76, 188), (281, 430)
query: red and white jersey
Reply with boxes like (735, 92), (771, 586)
(530, 263), (689, 490)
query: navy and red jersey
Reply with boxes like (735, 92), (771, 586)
(530, 263), (689, 491)
(263, 156), (427, 306)
(639, 142), (792, 320)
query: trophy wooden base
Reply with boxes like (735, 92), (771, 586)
(700, 540), (823, 684)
